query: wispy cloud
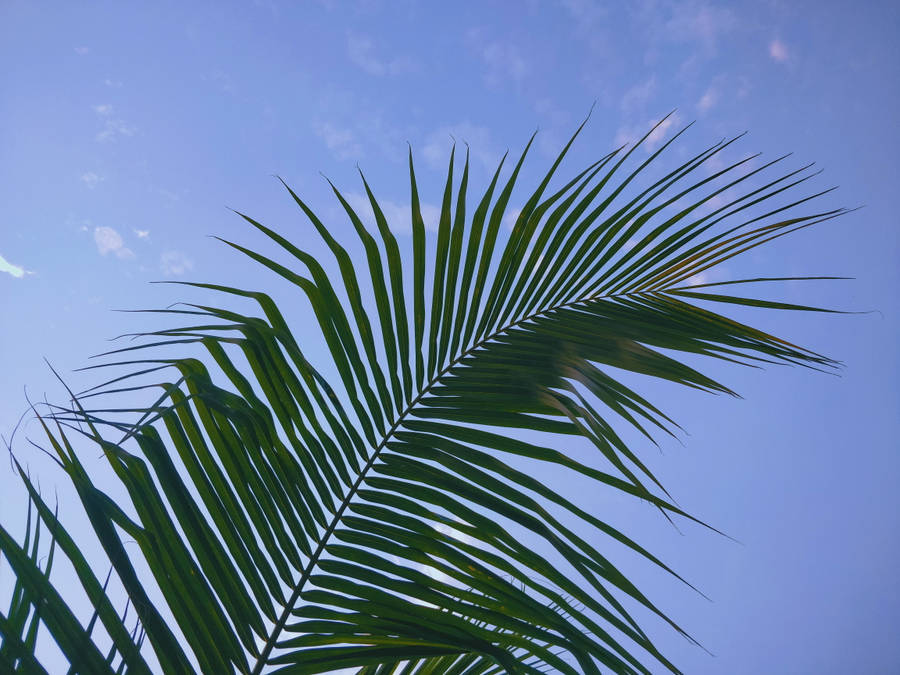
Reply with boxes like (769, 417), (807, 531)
(620, 76), (656, 113)
(134, 229), (150, 239)
(80, 172), (104, 189)
(0, 253), (26, 278)
(103, 78), (123, 88)
(696, 86), (717, 113)
(532, 99), (571, 158)
(96, 119), (136, 142)
(769, 39), (789, 63)
(636, 0), (735, 67)
(74, 46), (90, 55)
(467, 30), (528, 86)
(343, 191), (440, 235)
(94, 226), (134, 259)
(422, 123), (500, 170)
(314, 121), (362, 160)
(161, 250), (193, 276)
(346, 32), (414, 76)
(664, 1), (735, 51)
(481, 42), (528, 83)
(418, 522), (474, 585)
(148, 185), (183, 202)
(615, 113), (682, 153)
(686, 271), (709, 285)
(93, 105), (135, 142)
(502, 208), (522, 231)
(645, 114), (680, 151)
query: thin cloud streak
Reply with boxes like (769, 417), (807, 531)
(161, 250), (193, 276)
(0, 253), (26, 278)
(346, 32), (414, 76)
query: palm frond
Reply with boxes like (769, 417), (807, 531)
(1, 115), (846, 674)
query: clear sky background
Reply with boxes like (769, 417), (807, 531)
(1, 1), (898, 673)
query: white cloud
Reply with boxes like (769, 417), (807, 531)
(151, 186), (182, 202)
(615, 113), (682, 153)
(636, 1), (735, 66)
(160, 250), (193, 276)
(80, 172), (104, 189)
(93, 226), (134, 259)
(314, 121), (362, 160)
(0, 253), (26, 278)
(422, 123), (500, 170)
(699, 191), (725, 211)
(346, 32), (413, 76)
(418, 203), (441, 233)
(769, 39), (789, 63)
(104, 78), (123, 88)
(645, 114), (679, 150)
(620, 76), (656, 113)
(74, 46), (89, 55)
(503, 208), (522, 231)
(686, 271), (709, 286)
(418, 522), (475, 585)
(92, 104), (135, 142)
(614, 125), (637, 148)
(467, 30), (528, 86)
(703, 152), (725, 175)
(480, 41), (528, 84)
(134, 229), (150, 239)
(96, 118), (136, 143)
(69, 215), (92, 232)
(696, 86), (717, 113)
(343, 191), (440, 235)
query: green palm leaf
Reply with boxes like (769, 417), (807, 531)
(0, 114), (846, 674)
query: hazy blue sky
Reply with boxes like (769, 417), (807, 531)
(1, 1), (898, 673)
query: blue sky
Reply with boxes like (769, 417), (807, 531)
(1, 1), (898, 673)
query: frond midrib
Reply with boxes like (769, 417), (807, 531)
(249, 284), (667, 674)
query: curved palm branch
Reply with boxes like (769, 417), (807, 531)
(0, 113), (846, 674)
